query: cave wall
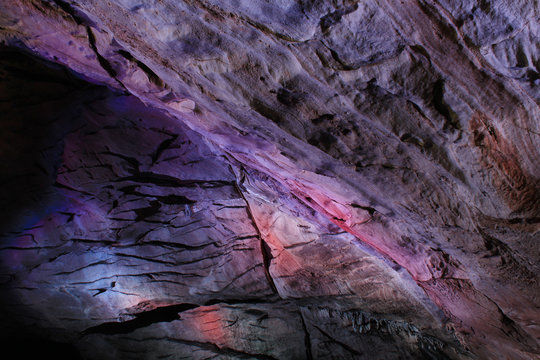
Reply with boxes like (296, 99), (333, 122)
(0, 1), (539, 359)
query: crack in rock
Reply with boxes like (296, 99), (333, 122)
(82, 303), (199, 335)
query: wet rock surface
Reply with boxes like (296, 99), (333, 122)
(0, 1), (539, 359)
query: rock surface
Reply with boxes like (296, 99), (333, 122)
(0, 1), (539, 359)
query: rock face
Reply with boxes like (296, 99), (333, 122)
(0, 1), (538, 359)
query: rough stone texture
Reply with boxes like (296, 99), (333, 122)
(0, 1), (539, 359)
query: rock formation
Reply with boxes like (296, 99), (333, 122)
(0, 1), (538, 359)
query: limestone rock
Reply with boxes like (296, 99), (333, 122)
(0, 1), (538, 359)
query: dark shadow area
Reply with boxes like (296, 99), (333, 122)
(0, 47), (102, 235)
(0, 334), (83, 360)
(0, 47), (107, 358)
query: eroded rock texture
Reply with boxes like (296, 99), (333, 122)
(0, 1), (538, 359)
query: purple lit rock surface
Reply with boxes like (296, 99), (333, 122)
(0, 1), (539, 359)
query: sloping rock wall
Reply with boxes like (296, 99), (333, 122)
(0, 1), (538, 359)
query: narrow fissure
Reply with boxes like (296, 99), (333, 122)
(85, 26), (127, 91)
(233, 170), (279, 296)
(82, 303), (199, 335)
(299, 310), (314, 360)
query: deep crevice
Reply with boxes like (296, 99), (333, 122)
(82, 303), (199, 335)
(85, 26), (127, 90)
(234, 169), (279, 295)
(86, 27), (116, 79)
(116, 172), (234, 189)
(350, 203), (376, 216)
(151, 134), (178, 164)
(299, 310), (313, 360)
(433, 79), (460, 131)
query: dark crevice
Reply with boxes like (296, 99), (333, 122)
(234, 171), (279, 295)
(86, 27), (116, 79)
(400, 133), (425, 147)
(308, 131), (338, 151)
(350, 203), (376, 216)
(82, 303), (199, 335)
(508, 216), (540, 224)
(326, 45), (358, 71)
(410, 44), (432, 63)
(157, 194), (196, 205)
(151, 135), (178, 164)
(133, 200), (162, 221)
(139, 239), (217, 251)
(276, 87), (303, 107)
(70, 238), (116, 246)
(117, 172), (234, 189)
(311, 113), (335, 125)
(85, 26), (127, 90)
(299, 311), (313, 360)
(433, 79), (460, 131)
